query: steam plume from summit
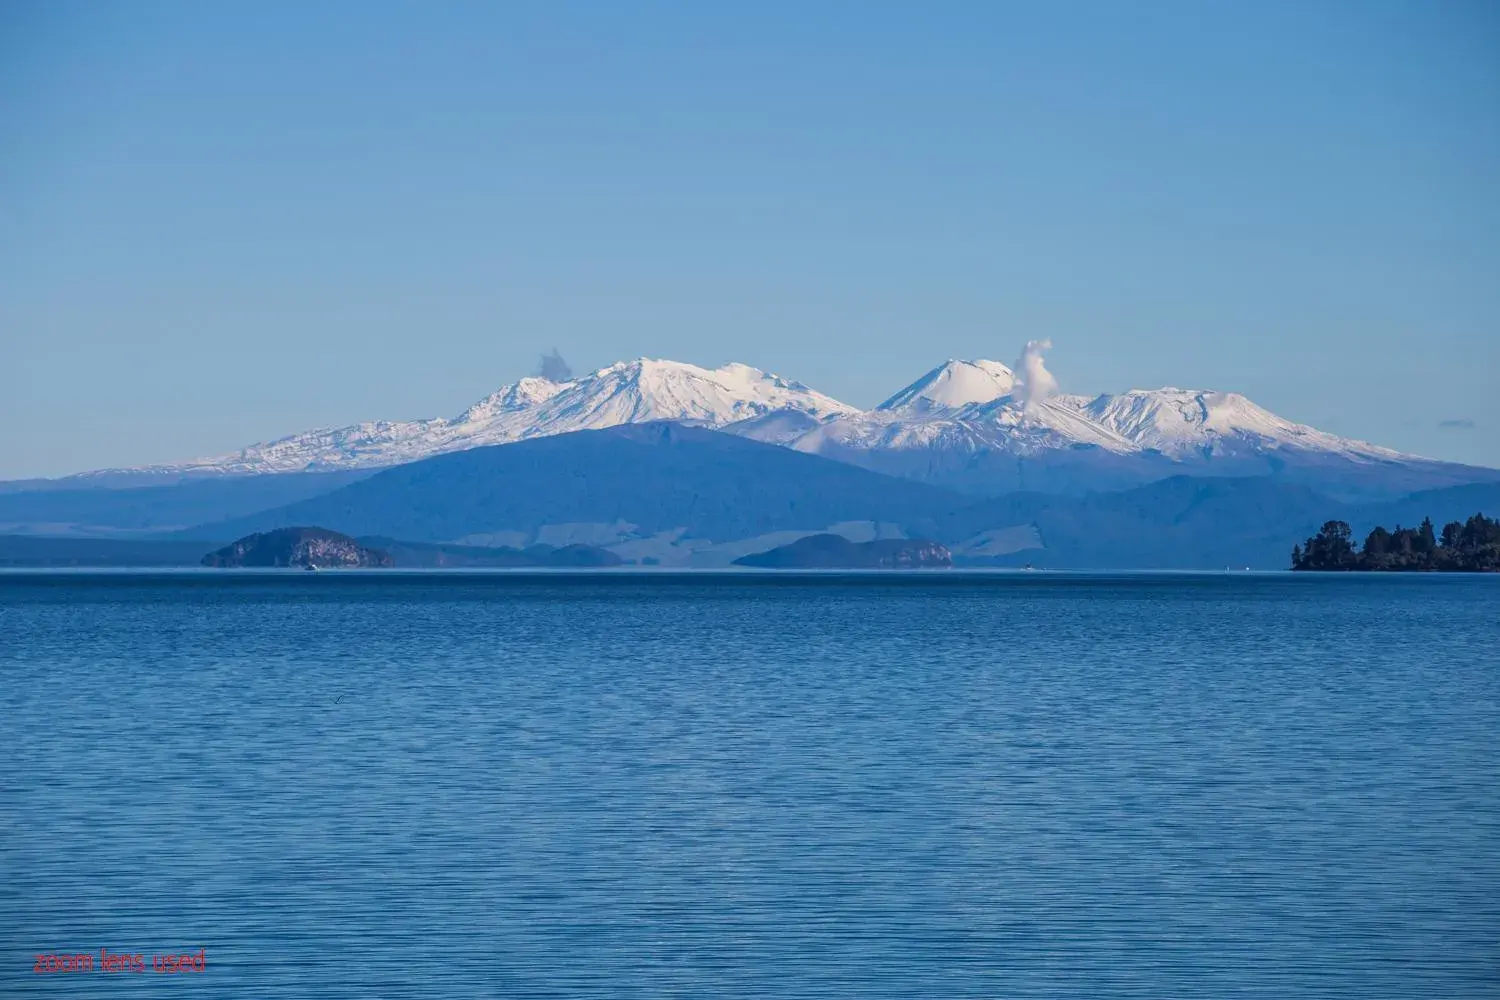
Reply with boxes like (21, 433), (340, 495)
(1012, 339), (1058, 414)
(537, 349), (574, 383)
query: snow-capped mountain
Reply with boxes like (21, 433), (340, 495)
(776, 395), (1135, 458)
(1073, 388), (1408, 461)
(77, 352), (1493, 501)
(749, 359), (1484, 499)
(128, 360), (856, 476)
(764, 359), (1405, 467)
(875, 359), (1017, 413)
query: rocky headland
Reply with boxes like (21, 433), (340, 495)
(202, 527), (394, 568)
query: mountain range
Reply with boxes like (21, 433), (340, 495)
(5, 421), (1490, 570)
(5, 351), (1495, 568)
(182, 423), (963, 565)
(91, 360), (854, 477)
(64, 355), (1495, 501)
(3, 421), (1497, 569)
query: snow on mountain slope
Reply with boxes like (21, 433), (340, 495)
(760, 359), (1479, 498)
(791, 395), (1136, 458)
(961, 395), (1138, 454)
(84, 351), (1482, 500)
(721, 409), (829, 446)
(876, 360), (1016, 413)
(525, 360), (853, 433)
(458, 376), (568, 422)
(135, 360), (857, 476)
(783, 360), (1415, 465)
(787, 359), (1132, 459)
(1078, 389), (1409, 462)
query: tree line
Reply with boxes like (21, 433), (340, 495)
(1292, 512), (1499, 571)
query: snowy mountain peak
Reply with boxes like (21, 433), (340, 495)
(566, 358), (855, 426)
(877, 359), (1017, 413)
(91, 350), (1456, 493)
(459, 376), (567, 422)
(1080, 388), (1405, 461)
(135, 357), (857, 476)
(792, 389), (1137, 460)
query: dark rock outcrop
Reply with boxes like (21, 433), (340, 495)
(202, 527), (393, 568)
(734, 534), (951, 569)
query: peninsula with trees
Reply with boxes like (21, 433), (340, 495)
(1292, 513), (1499, 572)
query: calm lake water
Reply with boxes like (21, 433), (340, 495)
(1, 571), (1497, 998)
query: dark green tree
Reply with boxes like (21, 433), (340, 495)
(1295, 512), (1497, 571)
(1460, 512), (1500, 550)
(1296, 520), (1357, 570)
(1416, 517), (1437, 555)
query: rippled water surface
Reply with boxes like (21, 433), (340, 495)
(2, 571), (1497, 998)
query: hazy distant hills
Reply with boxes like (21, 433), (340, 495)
(187, 423), (965, 563)
(734, 535), (952, 569)
(158, 422), (1497, 570)
(0, 535), (218, 568)
(933, 477), (1500, 569)
(2, 420), (1496, 569)
(36, 353), (1496, 503)
(0, 470), (372, 537)
(930, 476), (1328, 569)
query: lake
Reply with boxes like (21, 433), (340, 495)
(1, 571), (1496, 997)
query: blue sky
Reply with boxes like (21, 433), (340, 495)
(2, 0), (1497, 477)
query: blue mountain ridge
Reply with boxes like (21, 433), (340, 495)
(178, 423), (1500, 570)
(3, 423), (1496, 569)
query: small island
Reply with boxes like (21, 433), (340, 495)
(734, 534), (952, 569)
(1292, 513), (1498, 572)
(202, 527), (394, 569)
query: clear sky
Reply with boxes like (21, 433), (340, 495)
(3, 0), (1497, 478)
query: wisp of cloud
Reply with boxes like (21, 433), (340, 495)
(537, 349), (574, 383)
(1013, 339), (1059, 414)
